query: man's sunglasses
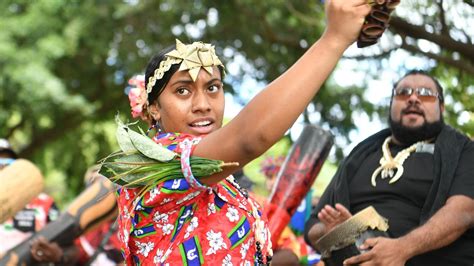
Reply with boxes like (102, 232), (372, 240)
(393, 87), (439, 102)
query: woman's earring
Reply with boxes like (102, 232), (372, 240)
(156, 122), (162, 133)
(146, 121), (162, 136)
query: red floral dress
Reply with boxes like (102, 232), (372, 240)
(116, 133), (272, 265)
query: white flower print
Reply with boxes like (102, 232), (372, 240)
(240, 260), (251, 266)
(135, 240), (154, 257)
(153, 249), (164, 264)
(177, 191), (201, 204)
(161, 197), (172, 205)
(205, 230), (227, 255)
(225, 176), (237, 185)
(161, 248), (173, 263)
(207, 202), (216, 216)
(184, 217), (199, 239)
(134, 199), (148, 212)
(222, 254), (233, 266)
(216, 192), (228, 202)
(240, 241), (250, 259)
(162, 223), (174, 235)
(226, 206), (239, 222)
(123, 229), (129, 244)
(123, 206), (130, 219)
(135, 204), (145, 211)
(124, 189), (130, 200)
(153, 212), (169, 225)
(146, 187), (161, 203)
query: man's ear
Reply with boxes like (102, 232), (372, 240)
(148, 104), (161, 121)
(440, 103), (445, 114)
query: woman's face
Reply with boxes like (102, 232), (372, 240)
(149, 66), (225, 136)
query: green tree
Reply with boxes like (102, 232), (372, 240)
(0, 0), (472, 202)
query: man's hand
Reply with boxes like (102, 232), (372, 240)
(308, 203), (353, 246)
(30, 236), (64, 263)
(342, 195), (474, 265)
(318, 203), (352, 233)
(343, 237), (409, 266)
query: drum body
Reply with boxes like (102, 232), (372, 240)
(0, 159), (44, 223)
(315, 206), (389, 266)
(265, 125), (334, 246)
(323, 229), (388, 266)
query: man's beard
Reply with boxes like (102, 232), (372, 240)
(389, 115), (444, 145)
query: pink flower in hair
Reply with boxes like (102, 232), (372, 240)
(127, 75), (147, 118)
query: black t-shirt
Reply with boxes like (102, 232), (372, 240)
(349, 143), (436, 238)
(348, 141), (474, 265)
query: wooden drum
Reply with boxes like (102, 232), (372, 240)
(315, 206), (389, 266)
(0, 159), (44, 224)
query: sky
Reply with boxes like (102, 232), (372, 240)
(223, 46), (405, 155)
(217, 0), (474, 156)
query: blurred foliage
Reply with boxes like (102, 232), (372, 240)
(0, 0), (472, 204)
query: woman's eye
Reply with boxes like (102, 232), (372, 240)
(176, 88), (190, 95)
(208, 84), (221, 93)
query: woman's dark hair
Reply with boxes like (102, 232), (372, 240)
(145, 44), (226, 105)
(392, 69), (445, 104)
(145, 45), (179, 105)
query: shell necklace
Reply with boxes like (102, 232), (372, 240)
(371, 136), (426, 187)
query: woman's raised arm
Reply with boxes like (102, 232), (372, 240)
(194, 0), (371, 183)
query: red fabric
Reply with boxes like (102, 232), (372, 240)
(116, 133), (272, 265)
(74, 222), (121, 265)
(264, 203), (292, 248)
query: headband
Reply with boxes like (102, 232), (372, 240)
(146, 39), (225, 95)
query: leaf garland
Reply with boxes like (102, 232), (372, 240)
(99, 116), (238, 194)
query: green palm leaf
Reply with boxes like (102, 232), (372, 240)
(99, 116), (239, 192)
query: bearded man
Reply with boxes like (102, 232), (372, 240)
(305, 70), (474, 265)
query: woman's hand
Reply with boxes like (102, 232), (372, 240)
(324, 0), (371, 47)
(194, 0), (371, 184)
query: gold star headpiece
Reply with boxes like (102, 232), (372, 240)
(146, 39), (225, 94)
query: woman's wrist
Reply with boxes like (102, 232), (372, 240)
(319, 29), (355, 52)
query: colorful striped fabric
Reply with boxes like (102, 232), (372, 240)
(116, 133), (272, 265)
